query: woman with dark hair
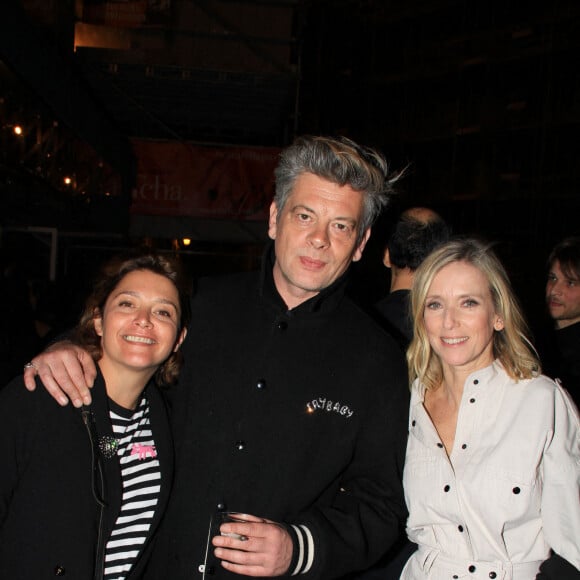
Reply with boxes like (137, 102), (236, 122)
(0, 250), (190, 579)
(401, 238), (579, 580)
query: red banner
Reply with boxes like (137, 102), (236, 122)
(130, 139), (280, 220)
(82, 0), (171, 29)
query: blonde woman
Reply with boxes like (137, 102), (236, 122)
(401, 239), (579, 580)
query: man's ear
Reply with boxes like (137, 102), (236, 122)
(383, 248), (392, 268)
(352, 228), (372, 263)
(268, 202), (278, 241)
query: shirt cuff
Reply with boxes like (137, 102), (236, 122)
(286, 523), (315, 576)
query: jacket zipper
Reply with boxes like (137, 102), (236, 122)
(82, 407), (108, 579)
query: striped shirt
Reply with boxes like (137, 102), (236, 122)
(104, 395), (161, 580)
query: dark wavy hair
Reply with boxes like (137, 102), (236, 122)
(548, 236), (580, 280)
(74, 250), (192, 387)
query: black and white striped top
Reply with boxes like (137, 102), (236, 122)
(104, 395), (161, 579)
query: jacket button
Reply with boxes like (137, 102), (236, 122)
(469, 398), (476, 403)
(256, 379), (266, 390)
(235, 440), (246, 451)
(489, 573), (497, 579)
(458, 525), (464, 532)
(216, 502), (226, 511)
(473, 379), (479, 385)
(512, 487), (521, 494)
(277, 321), (288, 331)
(444, 485), (450, 492)
(469, 565), (476, 573)
(411, 420), (416, 427)
(461, 444), (467, 449)
(54, 565), (66, 576)
(437, 443), (443, 448)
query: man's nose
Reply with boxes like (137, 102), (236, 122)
(308, 224), (330, 248)
(548, 279), (563, 295)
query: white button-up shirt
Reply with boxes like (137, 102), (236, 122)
(401, 361), (580, 579)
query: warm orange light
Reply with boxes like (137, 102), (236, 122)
(182, 238), (192, 246)
(63, 176), (72, 185)
(13, 125), (23, 136)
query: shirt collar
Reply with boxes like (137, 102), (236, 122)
(411, 360), (504, 406)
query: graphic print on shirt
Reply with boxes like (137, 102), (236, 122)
(305, 396), (355, 417)
(130, 443), (157, 459)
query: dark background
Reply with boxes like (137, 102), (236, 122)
(1, 0), (579, 381)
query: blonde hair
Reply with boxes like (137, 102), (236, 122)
(407, 238), (540, 390)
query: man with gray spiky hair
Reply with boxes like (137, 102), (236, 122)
(24, 135), (409, 580)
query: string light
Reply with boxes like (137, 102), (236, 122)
(1, 87), (122, 200)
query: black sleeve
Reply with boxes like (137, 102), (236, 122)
(536, 552), (580, 580)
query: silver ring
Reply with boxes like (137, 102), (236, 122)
(23, 362), (37, 371)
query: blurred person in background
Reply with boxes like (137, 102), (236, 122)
(540, 236), (580, 407)
(374, 206), (450, 349)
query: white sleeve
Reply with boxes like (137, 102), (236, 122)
(541, 382), (580, 571)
